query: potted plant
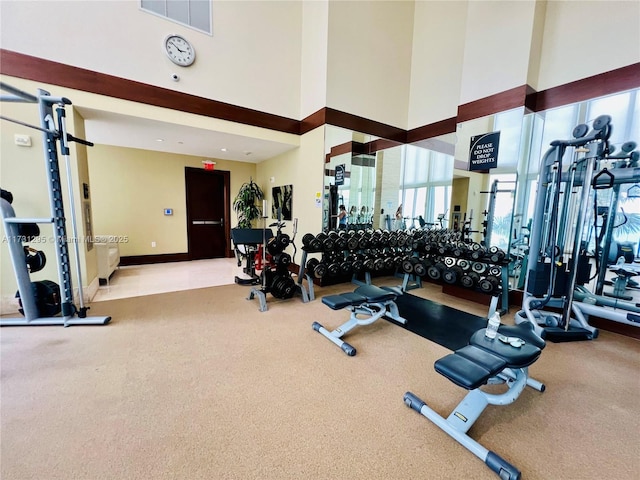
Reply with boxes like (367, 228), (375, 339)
(233, 178), (264, 228)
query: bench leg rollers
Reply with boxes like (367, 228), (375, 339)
(403, 392), (426, 412)
(312, 321), (357, 356)
(486, 452), (521, 480)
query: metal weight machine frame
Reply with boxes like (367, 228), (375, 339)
(518, 115), (639, 339)
(0, 82), (111, 326)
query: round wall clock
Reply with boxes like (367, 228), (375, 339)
(164, 34), (196, 67)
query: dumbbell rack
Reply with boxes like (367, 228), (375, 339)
(404, 250), (510, 313)
(1, 84), (110, 326)
(299, 230), (421, 293)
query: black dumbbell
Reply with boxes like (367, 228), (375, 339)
(401, 256), (415, 274)
(460, 271), (480, 288)
(302, 233), (315, 248)
(413, 257), (428, 277)
(427, 261), (445, 281)
(326, 256), (341, 276)
(489, 266), (502, 277)
(472, 262), (488, 274)
(396, 231), (407, 247)
(362, 255), (375, 272)
(352, 254), (364, 273)
(373, 255), (385, 271)
(306, 258), (326, 278)
(346, 234), (359, 251)
(489, 246), (505, 263)
(479, 275), (500, 294)
(340, 257), (353, 275)
(317, 232), (335, 251)
(457, 259), (471, 271)
(383, 255), (395, 271)
(388, 231), (398, 247)
(443, 266), (463, 284)
(470, 244), (487, 260)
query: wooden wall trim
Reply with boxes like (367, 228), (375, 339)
(406, 117), (457, 144)
(0, 49), (299, 134)
(533, 62), (640, 112)
(328, 138), (403, 160)
(120, 253), (190, 266)
(368, 138), (403, 153)
(329, 141), (354, 157)
(324, 107), (407, 143)
(457, 85), (530, 123)
(299, 108), (326, 135)
(1, 49), (638, 147)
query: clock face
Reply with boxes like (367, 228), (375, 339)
(164, 35), (195, 67)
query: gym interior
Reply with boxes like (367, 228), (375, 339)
(1, 2), (639, 479)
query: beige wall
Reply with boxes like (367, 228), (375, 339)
(300, 0), (329, 119)
(88, 145), (257, 257)
(255, 126), (325, 250)
(0, 0), (303, 119)
(2, 1), (638, 129)
(536, 0), (640, 91)
(408, 0), (467, 129)
(325, 1), (415, 129)
(459, 0), (538, 104)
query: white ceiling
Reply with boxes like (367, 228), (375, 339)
(76, 107), (299, 163)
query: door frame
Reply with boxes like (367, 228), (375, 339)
(184, 167), (232, 260)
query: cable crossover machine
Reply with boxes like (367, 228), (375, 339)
(0, 82), (111, 326)
(518, 114), (639, 340)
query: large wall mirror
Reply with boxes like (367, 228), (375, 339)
(323, 126), (457, 234)
(322, 88), (639, 298)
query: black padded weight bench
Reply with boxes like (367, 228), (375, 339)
(404, 324), (546, 480)
(312, 284), (406, 356)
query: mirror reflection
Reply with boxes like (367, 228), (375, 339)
(320, 88), (639, 303)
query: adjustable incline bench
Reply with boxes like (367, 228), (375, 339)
(404, 324), (546, 480)
(312, 284), (406, 356)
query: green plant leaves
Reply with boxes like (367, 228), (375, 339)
(233, 179), (264, 228)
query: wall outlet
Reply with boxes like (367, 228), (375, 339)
(14, 134), (32, 147)
(151, 241), (156, 248)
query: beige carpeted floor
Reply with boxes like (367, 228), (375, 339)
(1, 278), (639, 480)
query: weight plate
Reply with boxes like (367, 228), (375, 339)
(572, 123), (589, 139)
(472, 262), (487, 274)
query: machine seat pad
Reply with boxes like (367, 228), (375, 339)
(470, 330), (542, 369)
(456, 345), (507, 373)
(435, 349), (501, 390)
(322, 292), (366, 310)
(354, 284), (397, 303)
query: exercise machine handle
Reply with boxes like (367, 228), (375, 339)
(592, 168), (615, 189)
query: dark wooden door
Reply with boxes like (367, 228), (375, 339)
(185, 167), (230, 260)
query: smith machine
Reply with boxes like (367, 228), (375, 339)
(518, 114), (639, 340)
(0, 82), (111, 326)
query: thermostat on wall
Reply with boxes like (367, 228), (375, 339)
(164, 208), (173, 216)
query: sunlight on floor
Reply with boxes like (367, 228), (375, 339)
(92, 258), (242, 302)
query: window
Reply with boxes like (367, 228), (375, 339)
(399, 145), (454, 228)
(141, 0), (212, 34)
